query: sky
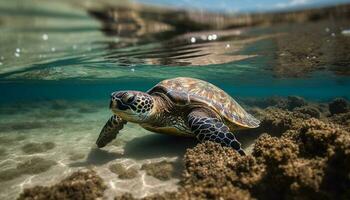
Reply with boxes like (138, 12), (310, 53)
(135, 0), (350, 13)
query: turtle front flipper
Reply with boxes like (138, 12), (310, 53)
(187, 109), (246, 156)
(96, 115), (127, 148)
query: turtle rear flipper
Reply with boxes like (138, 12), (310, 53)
(96, 115), (127, 148)
(187, 109), (245, 156)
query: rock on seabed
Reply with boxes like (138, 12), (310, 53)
(18, 170), (106, 200)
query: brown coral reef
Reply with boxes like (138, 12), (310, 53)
(141, 161), (176, 181)
(116, 97), (350, 200)
(109, 163), (139, 179)
(18, 170), (106, 200)
(18, 97), (350, 199)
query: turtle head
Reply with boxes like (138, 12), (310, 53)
(110, 91), (154, 122)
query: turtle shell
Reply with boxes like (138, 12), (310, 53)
(147, 77), (260, 128)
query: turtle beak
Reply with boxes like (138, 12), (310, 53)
(110, 91), (121, 110)
(109, 93), (118, 110)
(110, 99), (118, 111)
(109, 100), (113, 109)
(109, 91), (130, 112)
(110, 98), (129, 112)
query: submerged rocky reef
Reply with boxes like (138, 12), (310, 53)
(18, 97), (350, 199)
(18, 170), (106, 200)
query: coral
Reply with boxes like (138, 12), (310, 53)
(252, 133), (328, 198)
(21, 142), (56, 154)
(252, 134), (299, 165)
(115, 192), (180, 200)
(181, 142), (256, 199)
(266, 96), (307, 110)
(329, 98), (349, 115)
(281, 158), (326, 198)
(329, 112), (350, 130)
(325, 133), (350, 197)
(293, 105), (321, 119)
(286, 96), (308, 110)
(241, 96), (307, 111)
(296, 119), (350, 199)
(115, 192), (179, 200)
(141, 161), (175, 181)
(109, 163), (138, 179)
(179, 184), (253, 200)
(177, 115), (350, 199)
(240, 96), (284, 109)
(257, 108), (304, 136)
(286, 118), (347, 157)
(18, 170), (106, 200)
(184, 142), (243, 181)
(115, 193), (134, 200)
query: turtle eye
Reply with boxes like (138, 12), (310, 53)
(127, 96), (135, 103)
(122, 94), (135, 104)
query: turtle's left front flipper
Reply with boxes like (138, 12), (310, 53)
(96, 115), (127, 148)
(187, 109), (246, 156)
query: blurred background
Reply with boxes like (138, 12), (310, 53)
(0, 0), (349, 101)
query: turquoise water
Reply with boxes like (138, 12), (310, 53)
(0, 0), (350, 199)
(1, 71), (350, 104)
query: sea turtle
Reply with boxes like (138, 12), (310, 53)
(96, 77), (260, 155)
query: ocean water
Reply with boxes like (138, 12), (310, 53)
(0, 0), (350, 199)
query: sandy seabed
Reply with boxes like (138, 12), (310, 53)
(0, 100), (187, 200)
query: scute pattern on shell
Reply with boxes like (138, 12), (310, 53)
(148, 77), (260, 128)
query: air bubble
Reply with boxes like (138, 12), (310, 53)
(42, 34), (48, 41)
(190, 37), (196, 43)
(341, 29), (350, 36)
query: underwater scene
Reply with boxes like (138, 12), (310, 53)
(0, 0), (350, 199)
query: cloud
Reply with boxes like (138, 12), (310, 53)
(276, 0), (312, 8)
